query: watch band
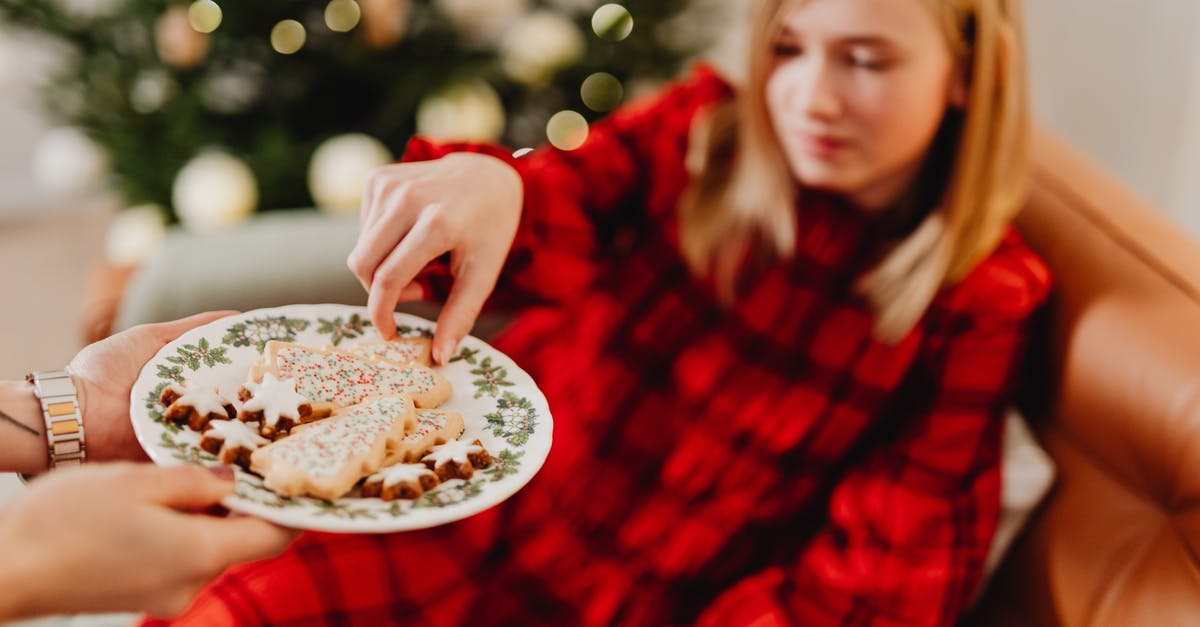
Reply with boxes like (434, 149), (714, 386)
(25, 370), (86, 470)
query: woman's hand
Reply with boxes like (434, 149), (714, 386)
(347, 152), (523, 364)
(66, 311), (237, 464)
(0, 463), (299, 619)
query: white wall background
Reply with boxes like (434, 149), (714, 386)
(1, 2), (1198, 235)
(1023, 0), (1200, 236)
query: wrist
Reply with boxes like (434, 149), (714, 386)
(0, 380), (49, 475)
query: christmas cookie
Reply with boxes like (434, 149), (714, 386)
(160, 382), (235, 432)
(200, 419), (270, 471)
(255, 341), (451, 411)
(384, 408), (465, 465)
(421, 439), (491, 481)
(236, 372), (315, 439)
(361, 463), (440, 501)
(345, 337), (433, 368)
(250, 394), (417, 500)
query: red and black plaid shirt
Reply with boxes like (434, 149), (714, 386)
(153, 65), (1051, 626)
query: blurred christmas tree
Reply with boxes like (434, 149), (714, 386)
(0, 0), (713, 236)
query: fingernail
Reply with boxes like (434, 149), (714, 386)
(207, 465), (235, 481)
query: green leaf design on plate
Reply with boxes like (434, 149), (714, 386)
(470, 356), (515, 399)
(416, 479), (484, 508)
(165, 337), (231, 371)
(313, 500), (378, 520)
(482, 449), (523, 481)
(223, 316), (311, 352)
(159, 431), (215, 464)
(145, 381), (174, 428)
(450, 347), (480, 365)
(317, 314), (372, 346)
(156, 364), (184, 383)
(394, 324), (434, 339)
(235, 475), (300, 509)
(386, 501), (412, 517)
(484, 392), (538, 446)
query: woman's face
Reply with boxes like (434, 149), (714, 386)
(765, 0), (963, 210)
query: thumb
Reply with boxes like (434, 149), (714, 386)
(153, 310), (240, 343)
(192, 516), (300, 567)
(131, 464), (237, 511)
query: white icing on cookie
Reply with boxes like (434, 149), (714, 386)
(350, 339), (430, 366)
(368, 463), (436, 488)
(173, 386), (231, 418)
(275, 346), (442, 407)
(241, 373), (309, 427)
(422, 439), (484, 467)
(204, 419), (270, 449)
(402, 410), (452, 444)
(264, 396), (411, 478)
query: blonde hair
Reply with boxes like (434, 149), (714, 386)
(679, 0), (1030, 343)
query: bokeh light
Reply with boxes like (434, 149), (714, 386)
(325, 0), (362, 33)
(581, 72), (623, 112)
(546, 110), (589, 151)
(591, 4), (633, 41)
(188, 0), (222, 34)
(272, 20), (307, 54)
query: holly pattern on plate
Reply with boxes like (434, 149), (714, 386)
(223, 316), (311, 353)
(485, 392), (538, 446)
(317, 314), (372, 346)
(166, 338), (231, 371)
(471, 356), (515, 398)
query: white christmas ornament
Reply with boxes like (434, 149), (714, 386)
(31, 127), (110, 196)
(308, 134), (394, 215)
(416, 81), (506, 143)
(172, 151), (259, 232)
(106, 204), (167, 266)
(500, 10), (585, 86)
(434, 0), (528, 48)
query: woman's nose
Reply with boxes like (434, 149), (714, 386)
(800, 60), (843, 121)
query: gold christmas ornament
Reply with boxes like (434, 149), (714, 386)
(546, 110), (588, 151)
(188, 0), (223, 34)
(416, 80), (506, 143)
(359, 0), (411, 49)
(325, 0), (362, 33)
(271, 20), (307, 55)
(308, 133), (394, 215)
(106, 204), (167, 267)
(173, 151), (259, 233)
(155, 5), (210, 69)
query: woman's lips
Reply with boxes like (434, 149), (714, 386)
(797, 133), (851, 158)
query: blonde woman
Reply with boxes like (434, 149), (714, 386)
(165, 0), (1051, 624)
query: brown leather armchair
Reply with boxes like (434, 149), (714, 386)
(970, 129), (1200, 625)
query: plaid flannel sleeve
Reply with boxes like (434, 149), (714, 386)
(694, 239), (1052, 627)
(397, 65), (731, 308)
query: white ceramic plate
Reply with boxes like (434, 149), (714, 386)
(129, 304), (552, 533)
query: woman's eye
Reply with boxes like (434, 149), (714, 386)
(773, 41), (803, 57)
(849, 50), (890, 70)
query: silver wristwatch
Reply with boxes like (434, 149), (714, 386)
(25, 370), (86, 469)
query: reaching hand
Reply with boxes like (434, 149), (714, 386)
(68, 311), (238, 463)
(0, 463), (299, 619)
(347, 152), (522, 364)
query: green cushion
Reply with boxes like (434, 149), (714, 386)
(115, 211), (367, 330)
